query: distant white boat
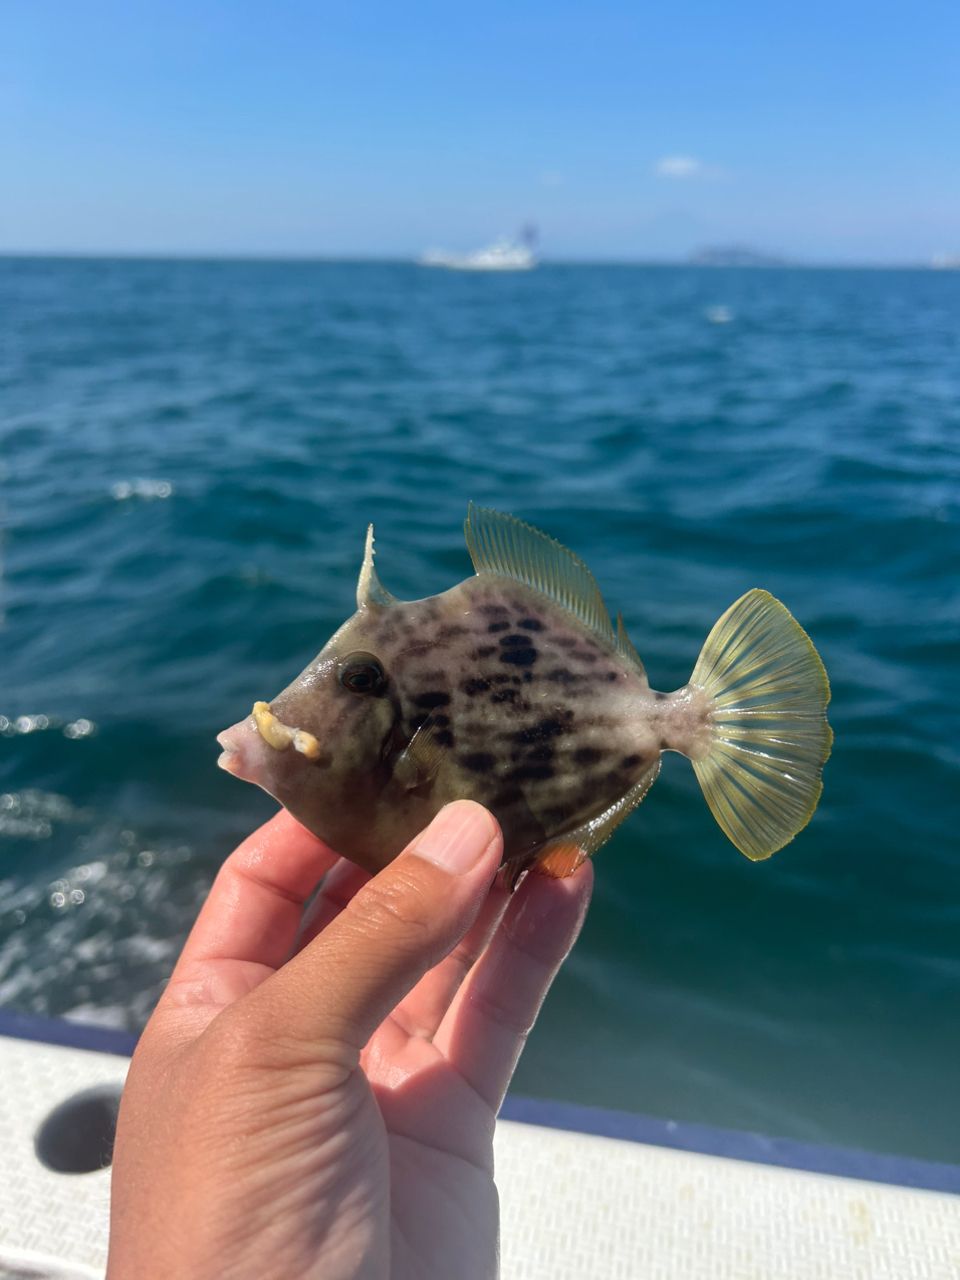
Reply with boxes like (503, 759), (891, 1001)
(704, 305), (733, 325)
(419, 228), (538, 272)
(930, 254), (960, 270)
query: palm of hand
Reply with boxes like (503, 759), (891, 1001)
(352, 1028), (500, 1280)
(295, 868), (513, 1280)
(108, 809), (591, 1280)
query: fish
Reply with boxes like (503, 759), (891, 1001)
(217, 505), (833, 888)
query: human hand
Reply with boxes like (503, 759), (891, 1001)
(107, 801), (592, 1280)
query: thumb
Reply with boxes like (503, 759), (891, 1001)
(249, 801), (503, 1053)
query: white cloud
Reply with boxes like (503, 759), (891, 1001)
(655, 155), (704, 179)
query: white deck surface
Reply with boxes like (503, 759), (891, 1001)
(0, 1033), (957, 1278)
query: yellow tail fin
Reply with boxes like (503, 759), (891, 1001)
(690, 589), (832, 860)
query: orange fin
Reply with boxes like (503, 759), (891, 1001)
(529, 758), (662, 884)
(536, 841), (589, 879)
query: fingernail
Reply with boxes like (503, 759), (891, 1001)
(413, 802), (498, 875)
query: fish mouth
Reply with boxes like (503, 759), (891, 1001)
(217, 717), (272, 784)
(217, 733), (250, 778)
(216, 702), (324, 786)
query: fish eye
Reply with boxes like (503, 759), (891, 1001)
(338, 652), (387, 696)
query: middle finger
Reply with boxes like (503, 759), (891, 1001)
(389, 880), (512, 1041)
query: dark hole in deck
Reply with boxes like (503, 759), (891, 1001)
(35, 1084), (123, 1174)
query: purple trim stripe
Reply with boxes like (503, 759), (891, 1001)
(499, 1095), (960, 1195)
(0, 1008), (138, 1057)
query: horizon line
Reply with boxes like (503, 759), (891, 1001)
(0, 249), (946, 271)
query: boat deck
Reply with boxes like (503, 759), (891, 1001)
(0, 1020), (957, 1278)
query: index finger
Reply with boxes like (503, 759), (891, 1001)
(169, 809), (340, 985)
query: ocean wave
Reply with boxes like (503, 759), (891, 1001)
(110, 478), (174, 501)
(0, 715), (97, 739)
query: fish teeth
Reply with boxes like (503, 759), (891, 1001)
(252, 701), (293, 750)
(293, 728), (322, 759)
(252, 702), (322, 759)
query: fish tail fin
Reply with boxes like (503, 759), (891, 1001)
(688, 589), (832, 860)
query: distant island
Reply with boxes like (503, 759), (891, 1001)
(689, 245), (791, 267)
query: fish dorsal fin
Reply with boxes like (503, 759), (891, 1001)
(464, 504), (614, 643)
(616, 611), (648, 682)
(357, 524), (397, 610)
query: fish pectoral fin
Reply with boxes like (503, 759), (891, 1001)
(392, 715), (447, 791)
(533, 758), (662, 878)
(464, 503), (615, 644)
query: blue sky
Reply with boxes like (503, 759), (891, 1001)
(3, 0), (959, 262)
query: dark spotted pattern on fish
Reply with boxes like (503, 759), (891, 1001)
(236, 570), (662, 878)
(462, 751), (497, 774)
(491, 688), (522, 705)
(415, 691), (451, 710)
(360, 578), (658, 848)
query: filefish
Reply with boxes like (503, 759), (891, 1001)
(218, 506), (832, 887)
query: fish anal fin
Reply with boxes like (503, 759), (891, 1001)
(537, 842), (589, 879)
(531, 758), (662, 880)
(464, 503), (615, 643)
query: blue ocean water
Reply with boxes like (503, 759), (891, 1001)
(2, 257), (958, 1162)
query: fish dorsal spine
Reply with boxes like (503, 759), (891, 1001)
(356, 524), (397, 610)
(464, 503), (616, 644)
